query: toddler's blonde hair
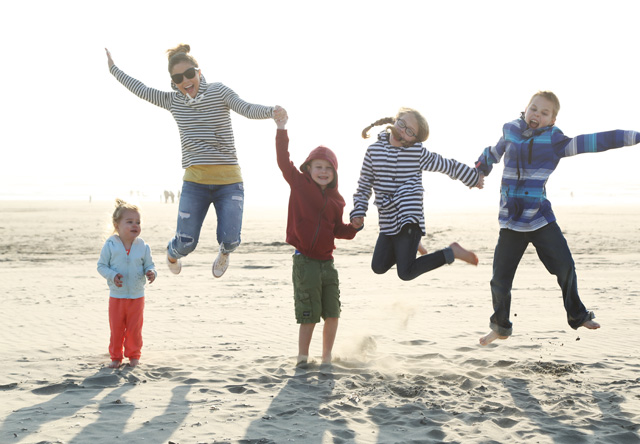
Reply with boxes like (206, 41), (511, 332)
(112, 198), (140, 233)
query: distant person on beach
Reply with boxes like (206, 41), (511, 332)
(475, 91), (640, 346)
(275, 110), (360, 365)
(97, 199), (156, 368)
(350, 108), (484, 281)
(105, 45), (285, 278)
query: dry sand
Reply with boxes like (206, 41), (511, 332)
(1, 200), (639, 443)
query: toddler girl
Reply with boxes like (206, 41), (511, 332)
(97, 199), (156, 368)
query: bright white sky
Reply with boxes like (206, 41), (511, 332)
(1, 0), (639, 210)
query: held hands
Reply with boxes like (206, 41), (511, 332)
(274, 105), (288, 129)
(114, 273), (123, 288)
(105, 48), (114, 69)
(473, 172), (485, 190)
(146, 270), (156, 284)
(351, 217), (364, 230)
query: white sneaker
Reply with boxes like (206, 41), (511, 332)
(212, 249), (230, 278)
(166, 253), (182, 275)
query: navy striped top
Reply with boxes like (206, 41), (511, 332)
(110, 65), (274, 169)
(351, 132), (480, 235)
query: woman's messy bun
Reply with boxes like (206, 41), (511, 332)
(166, 43), (198, 72)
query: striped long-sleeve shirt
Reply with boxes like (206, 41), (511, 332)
(350, 132), (480, 235)
(476, 117), (640, 232)
(110, 65), (274, 169)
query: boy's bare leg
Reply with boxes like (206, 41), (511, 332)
(450, 242), (479, 266)
(479, 331), (508, 346)
(322, 317), (339, 363)
(129, 359), (140, 367)
(580, 320), (600, 329)
(108, 360), (121, 368)
(298, 323), (316, 363)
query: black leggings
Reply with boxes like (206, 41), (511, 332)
(371, 224), (447, 281)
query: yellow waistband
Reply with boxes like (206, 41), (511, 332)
(183, 164), (243, 185)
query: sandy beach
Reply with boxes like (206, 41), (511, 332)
(1, 200), (639, 443)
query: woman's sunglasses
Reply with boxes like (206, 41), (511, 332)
(171, 67), (199, 84)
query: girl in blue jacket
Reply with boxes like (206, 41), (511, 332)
(98, 199), (156, 368)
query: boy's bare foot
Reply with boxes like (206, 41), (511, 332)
(580, 320), (600, 329)
(321, 353), (332, 364)
(129, 359), (140, 367)
(450, 242), (479, 266)
(479, 331), (508, 346)
(108, 360), (121, 368)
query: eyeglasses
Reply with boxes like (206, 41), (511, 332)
(171, 67), (199, 84)
(396, 118), (417, 138)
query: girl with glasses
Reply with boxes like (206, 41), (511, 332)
(105, 44), (286, 278)
(351, 108), (484, 281)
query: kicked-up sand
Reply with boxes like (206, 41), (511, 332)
(1, 200), (639, 443)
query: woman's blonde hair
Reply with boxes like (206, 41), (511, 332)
(361, 107), (430, 142)
(166, 43), (199, 73)
(112, 198), (140, 233)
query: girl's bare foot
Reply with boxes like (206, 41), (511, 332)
(108, 361), (121, 369)
(450, 242), (479, 266)
(479, 331), (508, 346)
(580, 320), (600, 329)
(129, 359), (140, 367)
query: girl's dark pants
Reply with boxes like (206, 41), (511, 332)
(371, 223), (448, 281)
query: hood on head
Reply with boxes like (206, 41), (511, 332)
(300, 145), (338, 188)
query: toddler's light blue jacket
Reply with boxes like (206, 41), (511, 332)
(97, 235), (156, 299)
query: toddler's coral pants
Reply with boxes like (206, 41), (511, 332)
(109, 297), (145, 362)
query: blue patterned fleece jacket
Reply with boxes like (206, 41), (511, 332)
(475, 117), (640, 232)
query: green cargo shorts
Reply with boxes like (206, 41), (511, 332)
(292, 253), (341, 324)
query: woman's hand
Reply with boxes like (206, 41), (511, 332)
(274, 105), (288, 129)
(105, 48), (114, 69)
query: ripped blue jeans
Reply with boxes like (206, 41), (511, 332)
(167, 181), (244, 259)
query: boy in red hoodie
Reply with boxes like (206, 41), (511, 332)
(275, 108), (360, 365)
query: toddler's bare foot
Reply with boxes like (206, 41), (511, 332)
(450, 242), (479, 266)
(108, 360), (121, 369)
(321, 353), (332, 364)
(580, 320), (600, 330)
(129, 359), (140, 367)
(479, 331), (508, 346)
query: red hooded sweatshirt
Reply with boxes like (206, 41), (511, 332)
(276, 129), (358, 260)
